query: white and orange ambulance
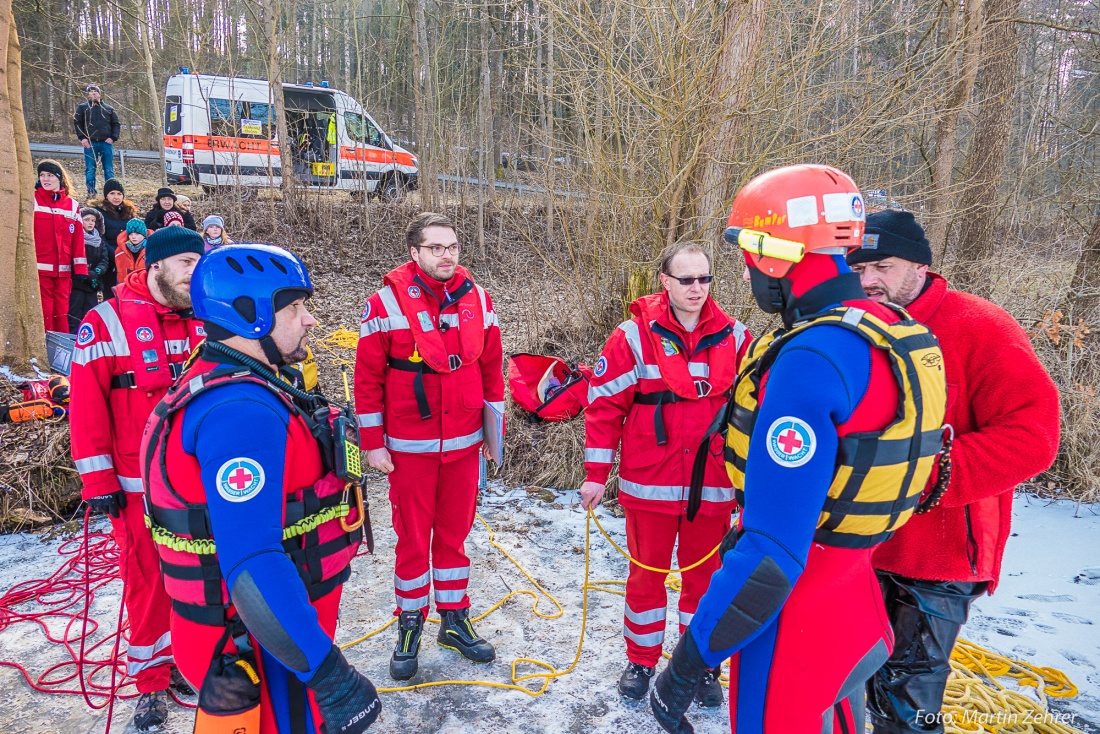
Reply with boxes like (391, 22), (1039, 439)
(162, 72), (418, 197)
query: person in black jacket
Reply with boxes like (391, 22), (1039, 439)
(145, 187), (197, 232)
(90, 178), (134, 289)
(69, 207), (111, 331)
(73, 84), (121, 198)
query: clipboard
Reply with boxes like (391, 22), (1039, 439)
(482, 401), (504, 464)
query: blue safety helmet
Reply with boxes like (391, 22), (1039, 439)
(191, 244), (313, 338)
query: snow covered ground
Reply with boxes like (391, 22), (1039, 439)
(0, 489), (1097, 734)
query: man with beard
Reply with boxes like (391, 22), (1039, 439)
(70, 226), (205, 731)
(847, 210), (1060, 734)
(355, 212), (505, 681)
(141, 245), (380, 734)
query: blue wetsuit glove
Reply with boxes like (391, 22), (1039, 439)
(307, 645), (381, 734)
(650, 631), (709, 734)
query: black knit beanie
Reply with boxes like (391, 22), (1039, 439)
(847, 209), (933, 266)
(37, 161), (64, 180)
(103, 178), (124, 196)
(145, 226), (205, 266)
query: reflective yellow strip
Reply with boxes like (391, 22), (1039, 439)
(149, 523), (218, 555)
(147, 503), (351, 555)
(282, 503), (350, 541)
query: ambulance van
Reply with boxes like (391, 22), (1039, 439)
(162, 73), (418, 197)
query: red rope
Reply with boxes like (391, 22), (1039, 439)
(0, 509), (194, 732)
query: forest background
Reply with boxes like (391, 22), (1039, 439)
(2, 0), (1100, 509)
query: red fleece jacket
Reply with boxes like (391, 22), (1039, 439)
(872, 273), (1060, 592)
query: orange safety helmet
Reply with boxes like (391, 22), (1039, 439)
(726, 164), (866, 279)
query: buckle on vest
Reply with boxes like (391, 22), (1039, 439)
(695, 379), (712, 398)
(448, 354), (463, 371)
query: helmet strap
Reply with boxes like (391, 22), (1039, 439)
(259, 335), (285, 367)
(748, 267), (792, 317)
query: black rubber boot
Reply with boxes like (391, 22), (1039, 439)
(390, 610), (424, 680)
(436, 608), (495, 663)
(617, 661), (655, 700)
(168, 666), (195, 697)
(133, 690), (168, 731)
(694, 668), (723, 708)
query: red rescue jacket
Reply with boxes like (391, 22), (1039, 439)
(354, 262), (505, 462)
(585, 293), (750, 516)
(33, 186), (87, 277)
(872, 274), (1060, 591)
(69, 270), (204, 499)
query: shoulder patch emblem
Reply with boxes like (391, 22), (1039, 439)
(216, 458), (266, 502)
(135, 327), (154, 342)
(661, 337), (680, 356)
(408, 285), (421, 299)
(594, 356), (608, 378)
(195, 325), (206, 336)
(77, 323), (95, 346)
(362, 300), (372, 321)
(766, 417), (816, 468)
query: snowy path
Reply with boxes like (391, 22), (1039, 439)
(0, 490), (1096, 733)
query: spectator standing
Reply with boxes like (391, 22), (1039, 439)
(91, 178), (134, 289)
(201, 215), (232, 252)
(73, 84), (120, 198)
(116, 219), (148, 280)
(145, 187), (197, 232)
(34, 159), (87, 332)
(69, 207), (110, 330)
(847, 210), (1061, 734)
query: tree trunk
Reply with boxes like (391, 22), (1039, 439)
(1066, 212), (1100, 331)
(951, 0), (1022, 297)
(138, 0), (166, 184)
(409, 0), (436, 208)
(477, 0), (491, 256)
(263, 0), (295, 192)
(0, 7), (47, 367)
(693, 0), (768, 244)
(925, 0), (985, 258)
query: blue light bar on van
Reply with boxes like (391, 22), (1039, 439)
(321, 81), (330, 88)
(305, 82), (314, 87)
(179, 67), (189, 74)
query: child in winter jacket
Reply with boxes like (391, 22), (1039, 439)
(201, 215), (233, 253)
(69, 207), (110, 330)
(116, 218), (148, 279)
(33, 159), (87, 332)
(90, 177), (135, 290)
(144, 187), (197, 231)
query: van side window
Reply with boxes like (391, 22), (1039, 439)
(245, 102), (274, 139)
(164, 95), (182, 136)
(364, 117), (384, 148)
(344, 112), (386, 149)
(210, 98), (244, 137)
(344, 112), (364, 143)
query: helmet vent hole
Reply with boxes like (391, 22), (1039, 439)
(226, 257), (244, 275)
(269, 257), (288, 274)
(246, 256), (265, 271)
(233, 296), (257, 323)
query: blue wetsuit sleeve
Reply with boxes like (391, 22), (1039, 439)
(688, 327), (871, 667)
(183, 383), (333, 680)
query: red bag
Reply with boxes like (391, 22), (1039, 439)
(506, 353), (593, 422)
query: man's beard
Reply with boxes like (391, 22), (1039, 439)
(281, 339), (310, 364)
(423, 261), (455, 282)
(155, 270), (191, 309)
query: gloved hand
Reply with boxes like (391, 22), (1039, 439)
(87, 491), (127, 519)
(650, 631), (709, 734)
(307, 645), (381, 734)
(719, 526), (741, 558)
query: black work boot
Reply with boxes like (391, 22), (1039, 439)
(390, 610), (424, 680)
(617, 661), (655, 700)
(169, 666), (196, 697)
(695, 667), (724, 707)
(132, 690), (168, 731)
(436, 608), (495, 663)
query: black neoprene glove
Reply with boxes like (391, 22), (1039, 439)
(87, 491), (127, 519)
(307, 645), (381, 734)
(650, 631), (709, 734)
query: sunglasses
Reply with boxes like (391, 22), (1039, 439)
(664, 274), (715, 286)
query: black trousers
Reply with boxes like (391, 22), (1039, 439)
(68, 287), (102, 333)
(867, 572), (989, 734)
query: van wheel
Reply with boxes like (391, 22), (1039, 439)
(379, 175), (405, 203)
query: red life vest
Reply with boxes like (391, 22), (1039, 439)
(111, 288), (201, 391)
(382, 262), (485, 373)
(506, 353), (593, 421)
(140, 357), (362, 627)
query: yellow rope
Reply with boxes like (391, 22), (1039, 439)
(312, 327), (359, 368)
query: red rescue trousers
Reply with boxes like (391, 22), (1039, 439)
(623, 508), (729, 667)
(172, 587), (342, 734)
(109, 499), (173, 693)
(39, 275), (72, 333)
(389, 450), (481, 616)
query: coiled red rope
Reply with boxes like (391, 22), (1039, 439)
(0, 508), (193, 732)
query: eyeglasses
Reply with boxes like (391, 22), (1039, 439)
(418, 243), (462, 257)
(664, 274), (714, 286)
